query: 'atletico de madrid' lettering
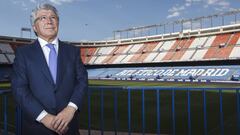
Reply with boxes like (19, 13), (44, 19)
(115, 68), (230, 77)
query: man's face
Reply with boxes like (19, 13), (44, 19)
(33, 9), (59, 41)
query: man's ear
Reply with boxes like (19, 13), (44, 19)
(32, 25), (36, 32)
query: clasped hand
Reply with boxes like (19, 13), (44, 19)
(40, 106), (76, 135)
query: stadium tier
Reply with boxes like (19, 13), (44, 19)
(80, 27), (240, 65)
(0, 43), (15, 64)
(1, 23), (240, 82)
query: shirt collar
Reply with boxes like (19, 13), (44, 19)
(38, 37), (59, 48)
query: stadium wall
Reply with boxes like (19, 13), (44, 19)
(88, 65), (240, 83)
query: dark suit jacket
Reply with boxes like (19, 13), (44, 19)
(11, 40), (88, 135)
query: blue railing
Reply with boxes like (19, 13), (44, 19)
(1, 86), (240, 135)
(0, 89), (11, 135)
(87, 86), (240, 135)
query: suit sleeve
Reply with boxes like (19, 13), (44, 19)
(11, 48), (44, 120)
(70, 47), (88, 110)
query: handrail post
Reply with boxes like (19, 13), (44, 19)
(156, 89), (160, 135)
(171, 89), (176, 135)
(203, 89), (208, 135)
(187, 89), (191, 135)
(219, 89), (224, 135)
(128, 87), (131, 135)
(87, 88), (91, 135)
(114, 90), (118, 135)
(3, 95), (8, 135)
(100, 89), (104, 135)
(237, 88), (240, 135)
(142, 88), (145, 135)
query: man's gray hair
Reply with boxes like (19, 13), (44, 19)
(30, 3), (59, 26)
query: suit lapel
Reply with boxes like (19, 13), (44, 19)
(56, 41), (66, 87)
(33, 40), (55, 85)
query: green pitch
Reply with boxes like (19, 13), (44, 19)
(89, 79), (240, 88)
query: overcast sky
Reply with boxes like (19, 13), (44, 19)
(0, 0), (239, 41)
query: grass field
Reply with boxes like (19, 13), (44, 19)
(1, 80), (240, 134)
(89, 79), (240, 88)
(0, 83), (10, 88)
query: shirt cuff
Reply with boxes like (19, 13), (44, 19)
(68, 102), (78, 110)
(36, 110), (48, 122)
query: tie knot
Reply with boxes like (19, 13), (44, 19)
(46, 43), (55, 50)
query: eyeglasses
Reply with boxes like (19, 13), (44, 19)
(35, 15), (58, 23)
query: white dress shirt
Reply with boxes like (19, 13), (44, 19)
(36, 37), (78, 122)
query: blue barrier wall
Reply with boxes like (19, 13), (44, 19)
(88, 65), (240, 82)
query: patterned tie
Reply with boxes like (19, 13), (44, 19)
(46, 43), (57, 83)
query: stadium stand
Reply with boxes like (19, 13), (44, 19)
(0, 43), (14, 53)
(78, 24), (240, 65)
(0, 21), (240, 83)
(0, 43), (15, 64)
(81, 30), (240, 65)
(80, 23), (240, 82)
(0, 54), (8, 64)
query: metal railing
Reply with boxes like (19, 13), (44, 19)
(87, 86), (240, 135)
(0, 89), (12, 135)
(1, 86), (240, 135)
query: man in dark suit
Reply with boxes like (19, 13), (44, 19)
(11, 3), (88, 135)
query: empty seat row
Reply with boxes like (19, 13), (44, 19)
(81, 32), (240, 64)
